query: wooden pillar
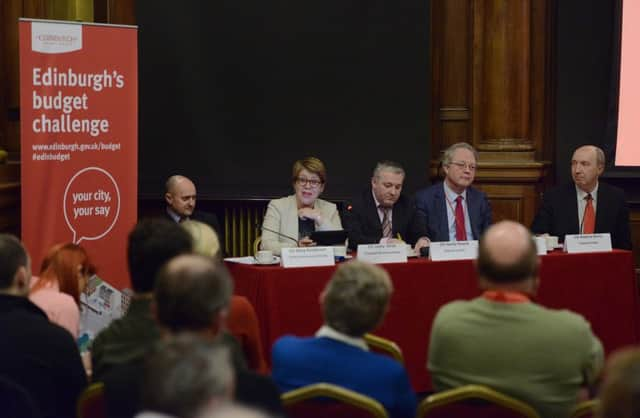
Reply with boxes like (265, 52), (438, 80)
(431, 0), (554, 226)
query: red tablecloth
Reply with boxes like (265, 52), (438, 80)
(226, 250), (640, 392)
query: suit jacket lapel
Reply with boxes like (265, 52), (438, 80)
(466, 187), (480, 239)
(566, 184), (580, 234)
(435, 184), (449, 240)
(365, 189), (383, 233)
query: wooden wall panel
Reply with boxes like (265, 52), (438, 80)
(431, 0), (553, 227)
(474, 0), (530, 145)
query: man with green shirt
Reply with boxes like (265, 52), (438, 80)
(428, 221), (603, 418)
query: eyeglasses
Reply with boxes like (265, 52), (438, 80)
(296, 177), (323, 188)
(449, 161), (477, 171)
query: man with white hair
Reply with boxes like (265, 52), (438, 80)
(428, 221), (603, 418)
(531, 145), (631, 249)
(415, 142), (492, 241)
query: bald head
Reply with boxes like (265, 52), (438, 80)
(165, 175), (197, 217)
(476, 221), (539, 284)
(154, 254), (233, 333)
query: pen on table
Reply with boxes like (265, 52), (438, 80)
(397, 233), (404, 242)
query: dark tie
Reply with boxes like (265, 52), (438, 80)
(455, 195), (467, 241)
(583, 193), (595, 234)
(381, 207), (392, 239)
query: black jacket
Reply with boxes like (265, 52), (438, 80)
(343, 187), (428, 250)
(0, 294), (87, 418)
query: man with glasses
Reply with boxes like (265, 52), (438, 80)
(415, 142), (492, 242)
(343, 160), (430, 254)
(260, 157), (342, 255)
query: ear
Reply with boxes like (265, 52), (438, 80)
(371, 177), (377, 188)
(164, 192), (173, 205)
(597, 164), (604, 176)
(442, 164), (449, 176)
(14, 266), (30, 294)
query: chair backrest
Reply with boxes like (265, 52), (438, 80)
(77, 382), (106, 418)
(282, 382), (389, 418)
(364, 333), (404, 364)
(0, 375), (42, 418)
(418, 385), (541, 418)
(571, 400), (599, 418)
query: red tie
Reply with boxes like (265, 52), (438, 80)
(582, 194), (595, 234)
(455, 196), (467, 241)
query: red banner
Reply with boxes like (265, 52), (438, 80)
(19, 20), (137, 289)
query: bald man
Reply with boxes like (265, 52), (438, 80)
(164, 175), (223, 245)
(428, 221), (603, 418)
(531, 145), (631, 249)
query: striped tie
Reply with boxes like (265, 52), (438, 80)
(381, 207), (392, 239)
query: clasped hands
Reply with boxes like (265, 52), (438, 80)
(298, 208), (322, 247)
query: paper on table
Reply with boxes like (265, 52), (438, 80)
(224, 256), (258, 264)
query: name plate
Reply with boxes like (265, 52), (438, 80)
(281, 247), (336, 268)
(429, 241), (478, 261)
(564, 233), (612, 253)
(534, 237), (548, 255)
(356, 243), (407, 264)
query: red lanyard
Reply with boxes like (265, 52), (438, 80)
(482, 290), (530, 303)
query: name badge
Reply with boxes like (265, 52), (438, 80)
(280, 246), (335, 268)
(534, 237), (548, 255)
(430, 241), (478, 261)
(356, 243), (407, 264)
(564, 233), (612, 253)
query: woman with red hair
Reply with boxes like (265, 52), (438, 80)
(29, 243), (96, 339)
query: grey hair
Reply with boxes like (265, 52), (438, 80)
(323, 261), (393, 337)
(142, 334), (234, 418)
(442, 142), (479, 166)
(594, 146), (605, 167)
(372, 161), (405, 179)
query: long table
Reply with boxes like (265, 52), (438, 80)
(226, 250), (640, 392)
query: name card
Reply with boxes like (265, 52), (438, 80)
(534, 237), (548, 255)
(281, 247), (336, 268)
(564, 233), (612, 253)
(356, 243), (407, 264)
(429, 241), (478, 261)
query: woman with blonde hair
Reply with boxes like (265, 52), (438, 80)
(30, 243), (96, 338)
(181, 220), (268, 373)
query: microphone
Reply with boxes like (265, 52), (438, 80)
(256, 222), (299, 245)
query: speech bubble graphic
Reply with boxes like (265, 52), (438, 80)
(63, 167), (121, 244)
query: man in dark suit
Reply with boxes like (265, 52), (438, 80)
(343, 161), (429, 254)
(531, 145), (631, 249)
(415, 142), (492, 242)
(165, 175), (223, 242)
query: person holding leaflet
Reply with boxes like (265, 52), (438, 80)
(260, 157), (342, 255)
